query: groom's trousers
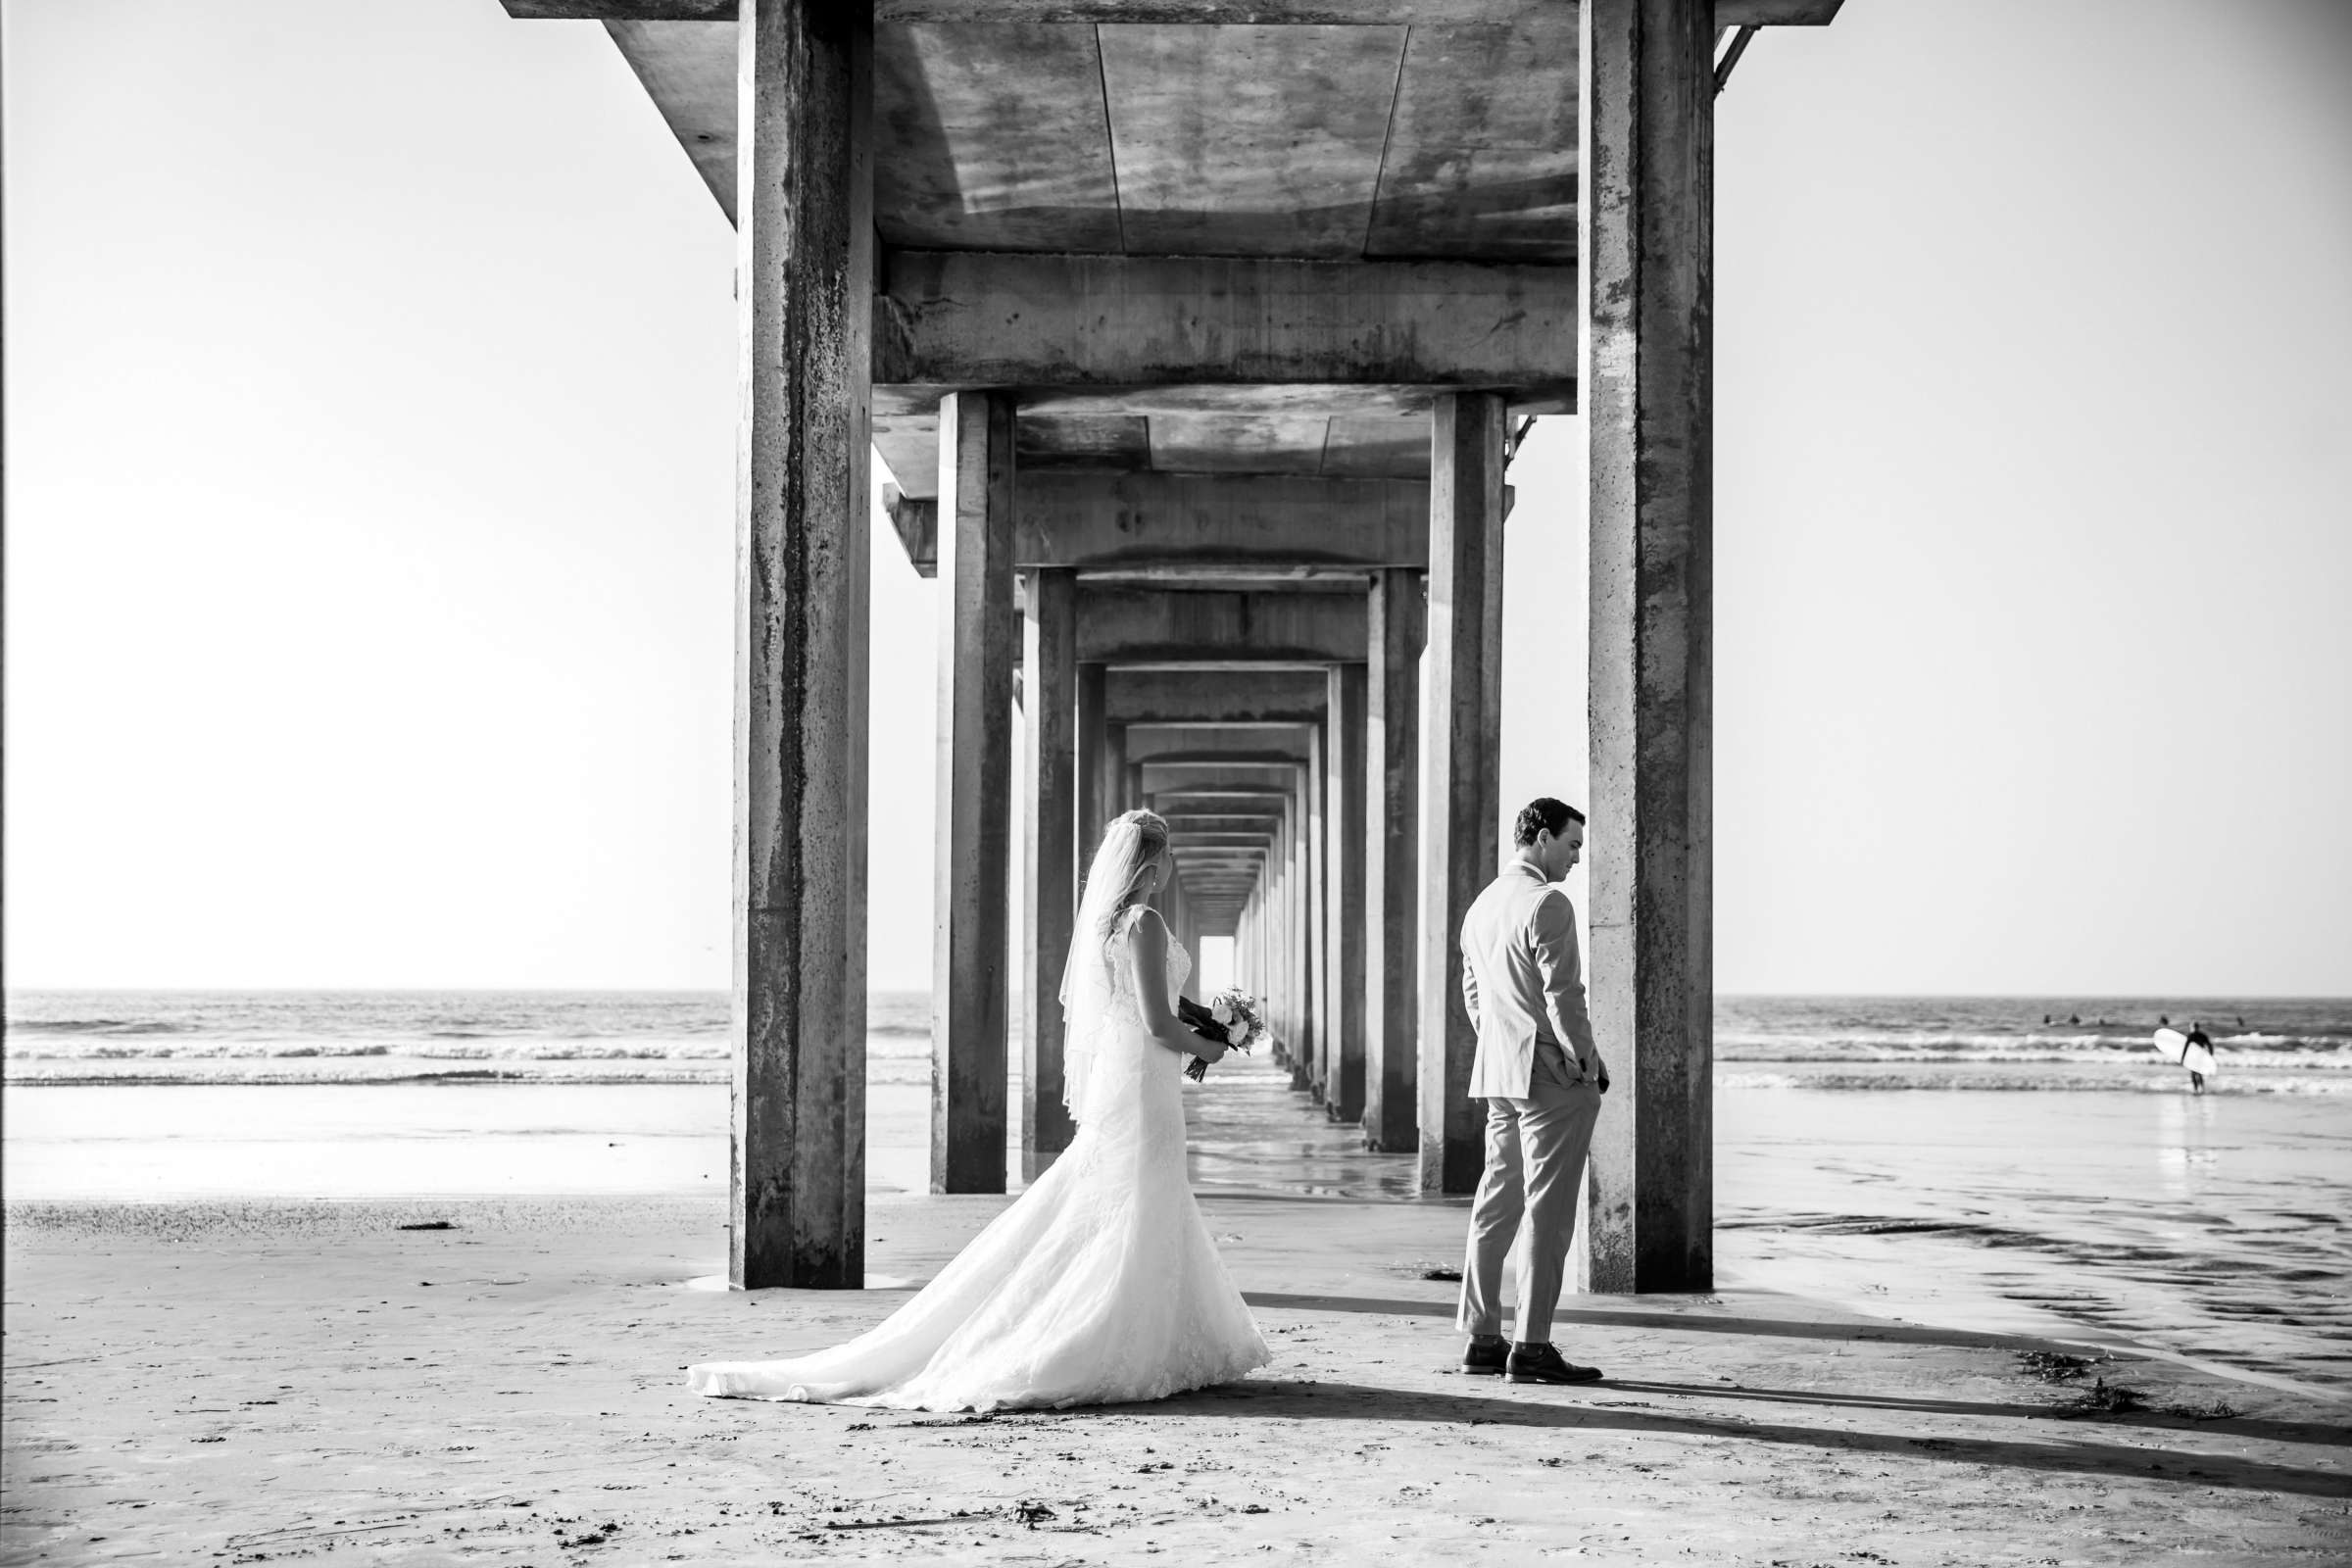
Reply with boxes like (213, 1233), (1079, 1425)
(1455, 1062), (1604, 1345)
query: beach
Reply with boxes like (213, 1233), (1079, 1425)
(6, 1182), (2348, 1564)
(5, 993), (2350, 1561)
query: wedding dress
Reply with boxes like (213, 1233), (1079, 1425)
(687, 906), (1270, 1412)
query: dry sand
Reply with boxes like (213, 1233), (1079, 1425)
(5, 1190), (2347, 1565)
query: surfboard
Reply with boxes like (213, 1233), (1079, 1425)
(2151, 1027), (2217, 1076)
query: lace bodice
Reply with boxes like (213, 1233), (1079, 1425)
(1105, 909), (1189, 1026)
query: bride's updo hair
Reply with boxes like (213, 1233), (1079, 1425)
(1081, 808), (1168, 942)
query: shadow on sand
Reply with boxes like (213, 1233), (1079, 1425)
(1151, 1377), (2352, 1499)
(1240, 1292), (2352, 1458)
(1247, 1289), (2059, 1351)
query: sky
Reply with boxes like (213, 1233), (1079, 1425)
(6, 0), (2348, 996)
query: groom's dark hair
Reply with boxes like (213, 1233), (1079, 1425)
(1514, 798), (1587, 847)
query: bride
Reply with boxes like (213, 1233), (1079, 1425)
(687, 808), (1271, 1411)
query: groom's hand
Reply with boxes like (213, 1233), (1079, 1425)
(1593, 1058), (1610, 1095)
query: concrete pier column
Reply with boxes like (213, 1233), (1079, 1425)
(1268, 798), (1289, 1066)
(930, 389), (1016, 1195)
(1362, 568), (1424, 1153)
(729, 0), (873, 1290)
(1019, 567), (1078, 1179)
(1417, 392), (1507, 1197)
(1306, 735), (1330, 1102)
(1325, 664), (1368, 1121)
(1279, 808), (1298, 1067)
(1167, 870), (1198, 971)
(1286, 796), (1310, 1086)
(1075, 663), (1106, 849)
(1241, 888), (1260, 1001)
(1581, 0), (1715, 1292)
(1236, 893), (1251, 993)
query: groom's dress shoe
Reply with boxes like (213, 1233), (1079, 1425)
(1506, 1344), (1603, 1385)
(1461, 1337), (1508, 1376)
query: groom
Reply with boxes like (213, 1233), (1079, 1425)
(1455, 798), (1609, 1385)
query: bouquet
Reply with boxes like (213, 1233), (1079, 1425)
(1179, 988), (1266, 1082)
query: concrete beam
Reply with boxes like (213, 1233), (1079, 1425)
(601, 19), (738, 221)
(1122, 725), (1318, 764)
(876, 253), (1574, 401)
(730, 0), (873, 1291)
(1024, 473), (1431, 569)
(1077, 589), (1367, 664)
(512, 3), (1841, 27)
(505, 2), (731, 15)
(1152, 793), (1290, 821)
(880, 472), (1432, 577)
(1141, 760), (1306, 792)
(1106, 668), (1330, 725)
(1719, 0), (1842, 22)
(1582, 0), (1715, 1294)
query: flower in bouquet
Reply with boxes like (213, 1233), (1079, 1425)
(1203, 988), (1265, 1053)
(1182, 988), (1266, 1081)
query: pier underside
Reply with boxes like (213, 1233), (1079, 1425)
(501, 0), (1846, 1289)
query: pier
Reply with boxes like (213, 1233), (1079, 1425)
(499, 0), (1850, 1291)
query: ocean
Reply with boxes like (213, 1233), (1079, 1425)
(6, 990), (2349, 1397)
(8, 989), (2349, 1091)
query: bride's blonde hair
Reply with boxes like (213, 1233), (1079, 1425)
(1057, 808), (1170, 1123)
(1080, 808), (1168, 944)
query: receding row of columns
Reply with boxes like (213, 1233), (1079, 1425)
(915, 393), (1514, 1206)
(725, 0), (1715, 1297)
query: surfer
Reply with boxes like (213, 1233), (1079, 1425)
(2186, 1021), (2214, 1095)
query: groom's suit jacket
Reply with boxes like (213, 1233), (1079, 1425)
(1459, 858), (1600, 1100)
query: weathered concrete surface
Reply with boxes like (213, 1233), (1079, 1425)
(1152, 790), (1289, 931)
(930, 390), (1016, 1196)
(875, 252), (1575, 394)
(1415, 391), (1506, 1197)
(8, 1181), (2340, 1563)
(1581, 0), (1714, 1294)
(1121, 724), (1318, 765)
(1360, 567), (1422, 1154)
(1303, 731), (1328, 1094)
(1020, 568), (1080, 1176)
(515, 3), (1846, 29)
(873, 397), (1496, 517)
(1130, 729), (1315, 940)
(602, 18), (739, 220)
(1076, 587), (1367, 664)
(1075, 662), (1108, 847)
(1139, 760), (1306, 796)
(730, 0), (873, 1291)
(1020, 472), (1430, 568)
(569, 9), (1588, 260)
(1324, 662), (1368, 1121)
(1105, 667), (1329, 725)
